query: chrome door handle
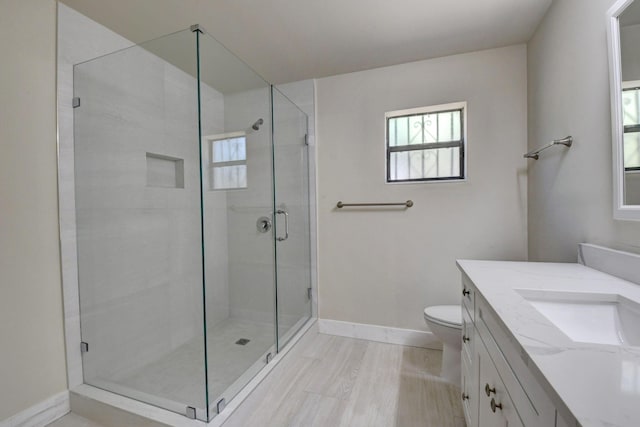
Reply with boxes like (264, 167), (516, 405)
(276, 209), (289, 241)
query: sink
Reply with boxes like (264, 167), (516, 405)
(515, 289), (640, 346)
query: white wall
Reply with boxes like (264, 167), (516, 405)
(316, 45), (528, 331)
(0, 0), (67, 421)
(527, 0), (640, 261)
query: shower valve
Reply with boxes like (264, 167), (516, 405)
(256, 216), (272, 233)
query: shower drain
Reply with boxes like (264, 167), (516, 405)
(235, 338), (250, 345)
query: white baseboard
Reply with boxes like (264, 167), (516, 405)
(0, 391), (69, 427)
(318, 319), (442, 350)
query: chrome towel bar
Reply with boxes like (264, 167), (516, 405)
(336, 200), (414, 208)
(524, 136), (573, 160)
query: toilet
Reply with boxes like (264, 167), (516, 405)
(423, 305), (462, 385)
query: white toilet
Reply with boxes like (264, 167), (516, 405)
(423, 305), (462, 385)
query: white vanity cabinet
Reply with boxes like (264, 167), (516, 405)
(461, 275), (560, 427)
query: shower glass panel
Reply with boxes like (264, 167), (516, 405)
(272, 88), (312, 350)
(74, 29), (208, 418)
(196, 30), (277, 415)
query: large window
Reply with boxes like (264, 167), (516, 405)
(623, 85), (640, 171)
(207, 132), (247, 190)
(386, 102), (466, 183)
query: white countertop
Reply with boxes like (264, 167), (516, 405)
(456, 260), (640, 427)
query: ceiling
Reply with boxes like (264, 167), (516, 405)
(60, 0), (553, 85)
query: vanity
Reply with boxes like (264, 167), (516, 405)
(458, 244), (640, 427)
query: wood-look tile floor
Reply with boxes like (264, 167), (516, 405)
(222, 333), (466, 427)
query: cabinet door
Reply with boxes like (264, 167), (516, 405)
(461, 324), (478, 427)
(462, 359), (478, 427)
(477, 338), (523, 427)
(462, 306), (474, 366)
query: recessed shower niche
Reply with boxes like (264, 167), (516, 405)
(145, 153), (185, 188)
(71, 24), (313, 421)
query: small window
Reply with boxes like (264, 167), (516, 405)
(386, 102), (466, 183)
(207, 133), (247, 190)
(623, 85), (640, 171)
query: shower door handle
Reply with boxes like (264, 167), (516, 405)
(276, 209), (289, 242)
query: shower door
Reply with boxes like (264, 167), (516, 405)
(272, 88), (313, 350)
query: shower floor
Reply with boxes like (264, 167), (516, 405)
(106, 317), (291, 411)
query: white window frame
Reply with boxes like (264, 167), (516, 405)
(205, 131), (248, 191)
(384, 101), (467, 184)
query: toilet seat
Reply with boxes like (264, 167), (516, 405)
(424, 305), (462, 329)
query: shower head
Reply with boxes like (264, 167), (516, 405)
(252, 118), (264, 131)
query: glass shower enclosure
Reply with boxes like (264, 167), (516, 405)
(73, 26), (312, 421)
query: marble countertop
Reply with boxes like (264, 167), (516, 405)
(456, 259), (640, 427)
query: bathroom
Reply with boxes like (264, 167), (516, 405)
(2, 0), (640, 426)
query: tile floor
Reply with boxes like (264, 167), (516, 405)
(49, 333), (464, 427)
(221, 334), (465, 427)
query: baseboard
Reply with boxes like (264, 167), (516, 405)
(0, 391), (69, 427)
(318, 319), (442, 350)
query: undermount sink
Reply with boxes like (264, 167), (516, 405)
(515, 289), (640, 346)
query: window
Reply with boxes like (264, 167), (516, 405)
(623, 84), (640, 171)
(208, 132), (247, 190)
(386, 102), (466, 183)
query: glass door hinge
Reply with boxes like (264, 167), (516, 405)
(216, 398), (226, 414)
(186, 406), (196, 419)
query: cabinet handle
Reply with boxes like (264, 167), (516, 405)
(462, 335), (470, 343)
(462, 288), (470, 297)
(485, 383), (496, 396)
(490, 398), (503, 413)
(461, 392), (469, 401)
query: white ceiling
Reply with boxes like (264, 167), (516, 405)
(60, 0), (553, 85)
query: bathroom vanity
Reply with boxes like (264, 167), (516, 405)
(458, 245), (640, 427)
